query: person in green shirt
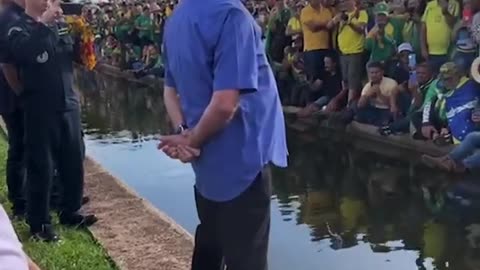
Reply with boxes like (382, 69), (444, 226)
(401, 2), (423, 60)
(135, 6), (154, 46)
(367, 1), (405, 46)
(365, 24), (396, 63)
(380, 62), (439, 137)
(115, 3), (134, 42)
(265, 0), (292, 63)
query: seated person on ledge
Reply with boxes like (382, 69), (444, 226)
(386, 43), (414, 118)
(380, 61), (436, 136)
(297, 55), (346, 117)
(355, 61), (398, 126)
(428, 62), (480, 144)
(422, 129), (480, 174)
(421, 79), (449, 142)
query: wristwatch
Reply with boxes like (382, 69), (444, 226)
(174, 124), (188, 135)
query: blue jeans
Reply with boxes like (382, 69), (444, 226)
(449, 131), (480, 169)
(313, 96), (330, 108)
(355, 104), (391, 126)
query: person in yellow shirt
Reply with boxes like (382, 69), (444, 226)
(300, 0), (334, 81)
(165, 1), (174, 17)
(421, 0), (460, 74)
(328, 0), (368, 102)
(286, 2), (303, 37)
(356, 61), (398, 126)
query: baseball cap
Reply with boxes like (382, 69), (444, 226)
(374, 1), (390, 16)
(397, 42), (413, 53)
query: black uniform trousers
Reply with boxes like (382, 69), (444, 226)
(1, 107), (26, 212)
(191, 168), (271, 270)
(50, 130), (85, 208)
(24, 106), (84, 228)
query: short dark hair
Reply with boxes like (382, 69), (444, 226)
(416, 62), (431, 71)
(325, 52), (338, 63)
(367, 61), (384, 71)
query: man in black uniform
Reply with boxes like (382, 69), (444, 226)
(0, 0), (26, 218)
(6, 0), (96, 241)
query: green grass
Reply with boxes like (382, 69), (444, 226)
(0, 136), (118, 270)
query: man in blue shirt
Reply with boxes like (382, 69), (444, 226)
(159, 0), (288, 269)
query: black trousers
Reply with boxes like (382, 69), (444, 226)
(191, 168), (271, 270)
(50, 130), (85, 208)
(1, 107), (26, 212)
(24, 107), (84, 229)
(304, 49), (329, 80)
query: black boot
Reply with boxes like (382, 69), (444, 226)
(59, 212), (98, 228)
(30, 224), (59, 242)
(11, 205), (26, 220)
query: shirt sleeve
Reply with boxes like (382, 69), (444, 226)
(361, 82), (371, 96)
(421, 4), (429, 22)
(0, 18), (13, 64)
(7, 21), (55, 65)
(450, 1), (460, 18)
(213, 8), (258, 93)
(162, 47), (176, 88)
(0, 205), (29, 270)
(358, 10), (368, 24)
(287, 17), (294, 28)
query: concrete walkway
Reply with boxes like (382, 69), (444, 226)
(83, 157), (194, 270)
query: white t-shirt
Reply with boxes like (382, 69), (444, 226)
(0, 205), (28, 270)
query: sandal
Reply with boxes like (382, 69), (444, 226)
(433, 133), (453, 146)
(378, 126), (393, 136)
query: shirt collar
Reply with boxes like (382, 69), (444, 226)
(7, 2), (24, 13)
(456, 76), (469, 89)
(420, 78), (434, 89)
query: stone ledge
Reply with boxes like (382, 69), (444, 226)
(83, 157), (193, 270)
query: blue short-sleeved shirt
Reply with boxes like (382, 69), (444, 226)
(163, 0), (288, 202)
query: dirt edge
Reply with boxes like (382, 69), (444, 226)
(83, 157), (194, 270)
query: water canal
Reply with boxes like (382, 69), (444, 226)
(74, 69), (480, 270)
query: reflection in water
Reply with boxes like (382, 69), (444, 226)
(76, 69), (480, 270)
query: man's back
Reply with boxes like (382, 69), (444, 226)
(163, 0), (287, 202)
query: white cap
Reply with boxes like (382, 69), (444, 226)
(398, 42), (413, 53)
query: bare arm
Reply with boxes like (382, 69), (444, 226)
(189, 90), (239, 148)
(443, 9), (456, 28)
(28, 257), (41, 270)
(348, 21), (366, 34)
(420, 22), (428, 58)
(163, 86), (184, 128)
(189, 9), (258, 148)
(357, 95), (369, 108)
(0, 64), (22, 94)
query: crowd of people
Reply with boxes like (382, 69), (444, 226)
(2, 0), (480, 269)
(80, 0), (480, 173)
(77, 0), (176, 78)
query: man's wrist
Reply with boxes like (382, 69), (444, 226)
(188, 129), (201, 149)
(173, 123), (188, 135)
